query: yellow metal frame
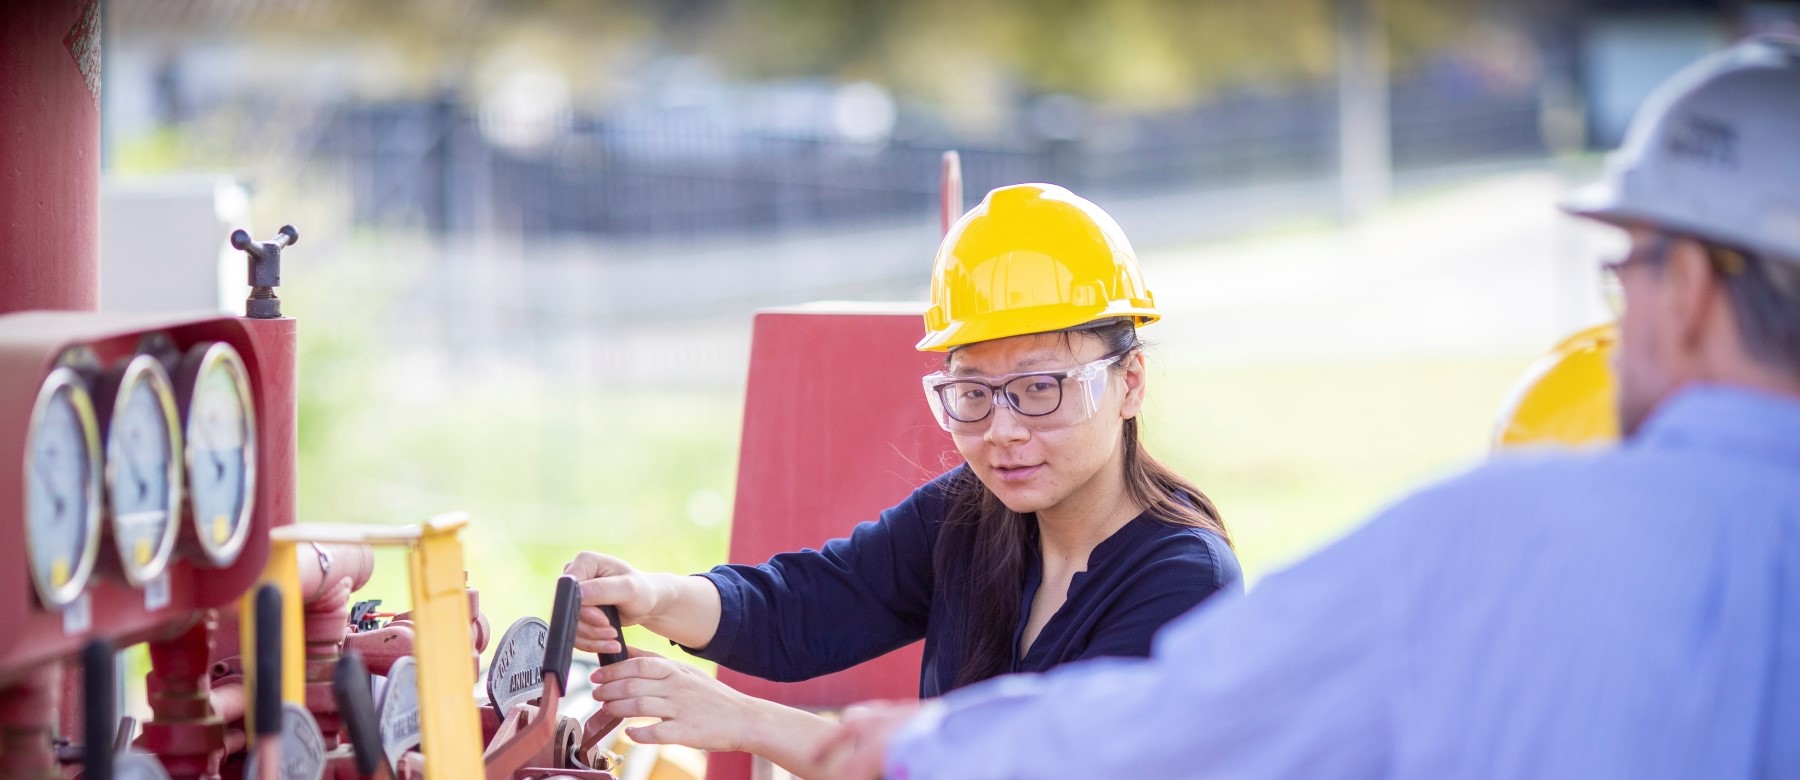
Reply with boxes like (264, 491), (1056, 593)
(246, 513), (484, 779)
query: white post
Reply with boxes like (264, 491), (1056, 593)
(1337, 0), (1391, 221)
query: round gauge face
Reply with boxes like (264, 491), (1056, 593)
(24, 368), (103, 608)
(181, 343), (256, 566)
(105, 355), (183, 585)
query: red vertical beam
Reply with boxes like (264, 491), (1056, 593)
(708, 306), (958, 779)
(940, 151), (963, 235)
(0, 0), (103, 315)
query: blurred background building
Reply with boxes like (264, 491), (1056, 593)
(91, 0), (1800, 641)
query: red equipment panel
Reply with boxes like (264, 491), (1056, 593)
(709, 303), (960, 779)
(0, 311), (291, 685)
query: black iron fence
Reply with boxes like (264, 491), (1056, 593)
(312, 72), (1545, 240)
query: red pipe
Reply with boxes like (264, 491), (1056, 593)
(139, 613), (228, 780)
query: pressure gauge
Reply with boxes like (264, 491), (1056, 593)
(101, 354), (183, 586)
(173, 342), (256, 566)
(23, 367), (104, 608)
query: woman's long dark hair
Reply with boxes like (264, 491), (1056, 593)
(932, 320), (1228, 689)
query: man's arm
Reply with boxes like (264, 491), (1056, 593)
(885, 506), (1410, 779)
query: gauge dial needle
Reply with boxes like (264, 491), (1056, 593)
(31, 458), (67, 519)
(188, 418), (218, 486)
(115, 448), (140, 502)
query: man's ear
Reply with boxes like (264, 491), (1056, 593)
(1664, 238), (1723, 354)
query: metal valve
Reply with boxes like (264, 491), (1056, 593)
(231, 225), (299, 319)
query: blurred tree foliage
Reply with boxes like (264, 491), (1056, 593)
(199, 0), (1492, 108)
(696, 0), (1489, 106)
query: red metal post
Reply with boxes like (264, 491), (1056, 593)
(940, 151), (963, 235)
(0, 0), (101, 316)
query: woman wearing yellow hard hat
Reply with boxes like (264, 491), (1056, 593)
(564, 183), (1239, 778)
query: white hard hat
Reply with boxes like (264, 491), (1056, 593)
(1563, 36), (1800, 263)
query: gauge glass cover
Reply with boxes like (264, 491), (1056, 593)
(181, 343), (256, 566)
(106, 355), (183, 585)
(24, 368), (103, 608)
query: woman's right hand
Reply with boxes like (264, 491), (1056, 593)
(564, 551), (659, 656)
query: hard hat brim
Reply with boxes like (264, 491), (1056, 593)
(1561, 179), (1791, 258)
(915, 306), (1160, 352)
(1557, 180), (1623, 222)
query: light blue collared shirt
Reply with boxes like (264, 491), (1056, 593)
(887, 385), (1800, 779)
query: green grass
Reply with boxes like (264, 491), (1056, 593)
(297, 377), (742, 657)
(1144, 357), (1530, 579)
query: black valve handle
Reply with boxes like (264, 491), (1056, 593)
(114, 717), (136, 753)
(543, 575), (581, 693)
(254, 584), (284, 738)
(230, 225), (299, 256)
(597, 605), (629, 667)
(83, 639), (115, 780)
(333, 651), (385, 778)
(231, 224), (299, 319)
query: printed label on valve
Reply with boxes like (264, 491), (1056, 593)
(378, 656), (422, 766)
(488, 616), (549, 711)
(243, 703), (325, 780)
(114, 751), (172, 780)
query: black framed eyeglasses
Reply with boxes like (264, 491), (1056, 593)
(1599, 232), (1673, 317)
(921, 351), (1127, 433)
(1599, 231), (1749, 318)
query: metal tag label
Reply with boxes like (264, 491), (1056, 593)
(487, 616), (548, 712)
(144, 572), (171, 611)
(378, 656), (422, 766)
(62, 593), (91, 635)
(115, 751), (172, 780)
(243, 703), (325, 780)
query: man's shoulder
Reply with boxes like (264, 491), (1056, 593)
(1365, 446), (1649, 538)
(1403, 445), (1646, 505)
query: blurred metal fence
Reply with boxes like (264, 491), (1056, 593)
(313, 72), (1546, 240)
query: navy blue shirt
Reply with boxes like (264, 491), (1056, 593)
(687, 466), (1242, 697)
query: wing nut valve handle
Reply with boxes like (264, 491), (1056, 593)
(231, 225), (299, 319)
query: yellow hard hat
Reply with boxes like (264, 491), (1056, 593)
(917, 183), (1160, 352)
(1492, 324), (1620, 449)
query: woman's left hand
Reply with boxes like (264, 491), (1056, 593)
(590, 647), (758, 752)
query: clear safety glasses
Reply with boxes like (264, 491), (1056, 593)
(922, 352), (1124, 434)
(1598, 231), (1747, 317)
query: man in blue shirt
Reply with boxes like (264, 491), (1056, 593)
(823, 37), (1800, 779)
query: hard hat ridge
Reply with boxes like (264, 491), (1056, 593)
(917, 183), (1161, 352)
(1563, 36), (1800, 263)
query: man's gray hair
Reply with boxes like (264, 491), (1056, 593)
(1721, 248), (1800, 375)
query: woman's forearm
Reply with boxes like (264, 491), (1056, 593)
(639, 572), (725, 650)
(737, 698), (843, 780)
